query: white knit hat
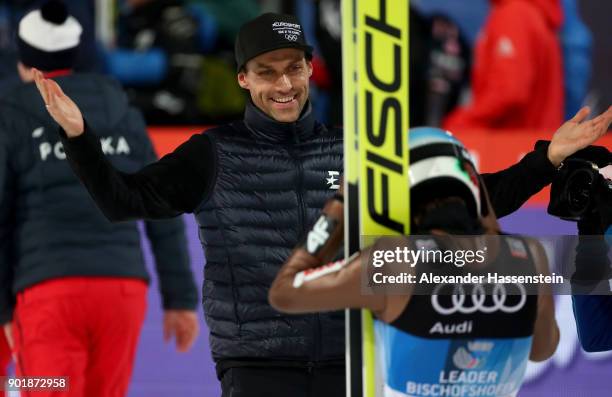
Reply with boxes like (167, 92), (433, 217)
(17, 0), (83, 70)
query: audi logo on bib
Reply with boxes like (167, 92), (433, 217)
(431, 283), (527, 315)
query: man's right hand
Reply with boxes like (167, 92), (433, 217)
(33, 68), (84, 137)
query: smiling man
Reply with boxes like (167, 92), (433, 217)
(235, 13), (313, 124)
(238, 48), (311, 122)
(30, 9), (612, 397)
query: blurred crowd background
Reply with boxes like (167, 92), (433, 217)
(0, 0), (610, 129)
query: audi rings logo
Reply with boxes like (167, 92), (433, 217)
(431, 283), (527, 315)
(285, 34), (298, 41)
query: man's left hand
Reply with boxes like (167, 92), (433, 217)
(163, 310), (199, 353)
(548, 106), (612, 167)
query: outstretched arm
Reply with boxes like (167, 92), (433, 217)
(483, 106), (612, 217)
(269, 249), (376, 314)
(33, 69), (215, 220)
(269, 191), (387, 315)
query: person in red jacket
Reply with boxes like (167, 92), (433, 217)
(444, 0), (564, 130)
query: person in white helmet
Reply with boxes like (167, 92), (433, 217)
(270, 128), (560, 397)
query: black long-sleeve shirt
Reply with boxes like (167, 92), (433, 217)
(60, 125), (557, 222)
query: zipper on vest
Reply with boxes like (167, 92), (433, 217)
(289, 127), (306, 234)
(287, 131), (321, 362)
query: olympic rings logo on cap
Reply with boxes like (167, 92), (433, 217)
(285, 34), (298, 41)
(431, 283), (527, 315)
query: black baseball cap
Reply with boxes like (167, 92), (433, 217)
(235, 12), (313, 71)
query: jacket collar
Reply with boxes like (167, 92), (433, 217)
(243, 99), (316, 143)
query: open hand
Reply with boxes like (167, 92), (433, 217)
(548, 106), (612, 167)
(163, 310), (199, 353)
(33, 68), (84, 137)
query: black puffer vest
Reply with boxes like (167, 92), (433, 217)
(195, 102), (344, 362)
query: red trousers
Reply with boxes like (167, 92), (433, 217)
(12, 277), (147, 397)
(0, 330), (10, 376)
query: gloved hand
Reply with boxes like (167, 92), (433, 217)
(303, 190), (344, 264)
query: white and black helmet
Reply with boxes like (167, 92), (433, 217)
(408, 127), (487, 218)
